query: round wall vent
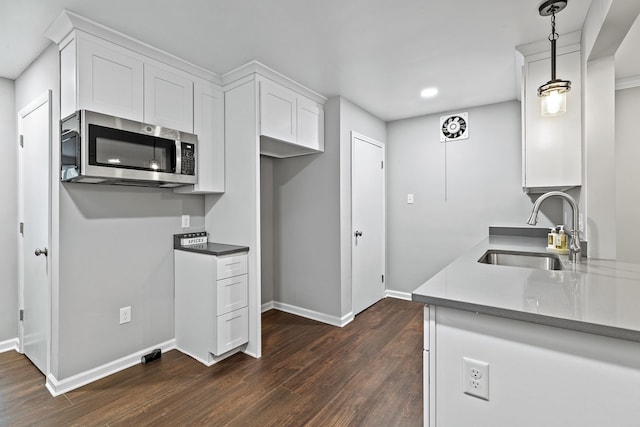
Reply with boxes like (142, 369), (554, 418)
(440, 112), (469, 142)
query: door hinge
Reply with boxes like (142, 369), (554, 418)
(381, 160), (384, 169)
(19, 309), (24, 321)
(382, 274), (384, 283)
(19, 135), (24, 147)
(19, 222), (24, 236)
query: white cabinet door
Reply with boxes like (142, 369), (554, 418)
(260, 80), (297, 143)
(144, 64), (193, 132)
(215, 307), (249, 355)
(216, 275), (248, 315)
(175, 81), (224, 194)
(258, 78), (325, 157)
(523, 49), (582, 190)
(297, 96), (324, 151)
(77, 35), (144, 121)
(216, 253), (248, 280)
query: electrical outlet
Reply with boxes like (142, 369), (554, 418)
(119, 306), (131, 325)
(181, 215), (190, 229)
(463, 357), (489, 400)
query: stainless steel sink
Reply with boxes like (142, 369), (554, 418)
(478, 250), (564, 271)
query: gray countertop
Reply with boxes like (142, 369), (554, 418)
(412, 234), (640, 343)
(174, 242), (249, 256)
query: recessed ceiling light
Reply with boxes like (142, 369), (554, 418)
(420, 87), (438, 98)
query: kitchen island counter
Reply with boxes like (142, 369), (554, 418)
(412, 233), (640, 342)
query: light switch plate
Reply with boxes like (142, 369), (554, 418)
(181, 215), (190, 228)
(407, 194), (414, 204)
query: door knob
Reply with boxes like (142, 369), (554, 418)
(354, 230), (363, 237)
(34, 248), (48, 257)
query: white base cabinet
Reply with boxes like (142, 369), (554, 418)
(174, 250), (249, 365)
(427, 305), (640, 426)
(422, 305), (431, 427)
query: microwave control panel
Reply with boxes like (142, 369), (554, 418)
(181, 142), (196, 175)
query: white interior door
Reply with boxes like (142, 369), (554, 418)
(352, 132), (385, 315)
(18, 91), (51, 374)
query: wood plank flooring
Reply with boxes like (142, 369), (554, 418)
(0, 298), (423, 426)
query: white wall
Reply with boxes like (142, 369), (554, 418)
(581, 0), (640, 260)
(387, 101), (562, 294)
(16, 44), (206, 380)
(585, 56), (617, 260)
(260, 156), (274, 305)
(615, 86), (640, 263)
(269, 98), (342, 317)
(0, 77), (17, 343)
(56, 186), (203, 379)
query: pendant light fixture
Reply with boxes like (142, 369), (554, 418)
(538, 0), (571, 116)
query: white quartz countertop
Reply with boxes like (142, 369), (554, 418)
(412, 235), (640, 342)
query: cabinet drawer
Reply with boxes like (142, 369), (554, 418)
(214, 307), (249, 355)
(216, 275), (248, 315)
(216, 254), (247, 279)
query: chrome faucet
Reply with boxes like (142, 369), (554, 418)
(527, 191), (581, 263)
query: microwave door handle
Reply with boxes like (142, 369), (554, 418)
(174, 140), (180, 174)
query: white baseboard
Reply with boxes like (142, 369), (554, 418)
(262, 293), (413, 326)
(176, 343), (247, 367)
(45, 339), (176, 397)
(385, 289), (413, 301)
(264, 300), (353, 327)
(261, 301), (274, 313)
(0, 337), (19, 353)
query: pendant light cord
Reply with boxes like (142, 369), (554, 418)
(549, 8), (559, 81)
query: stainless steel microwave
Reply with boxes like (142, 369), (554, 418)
(61, 110), (197, 187)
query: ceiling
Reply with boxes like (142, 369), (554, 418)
(1, 0), (637, 121)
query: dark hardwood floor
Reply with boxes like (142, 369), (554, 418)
(0, 298), (423, 426)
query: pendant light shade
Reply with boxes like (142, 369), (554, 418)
(538, 0), (571, 117)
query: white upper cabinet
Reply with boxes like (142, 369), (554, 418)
(143, 64), (194, 133)
(62, 32), (195, 133)
(65, 33), (144, 121)
(50, 12), (226, 194)
(258, 76), (325, 158)
(297, 95), (324, 150)
(175, 81), (225, 194)
(518, 35), (582, 192)
(260, 79), (297, 143)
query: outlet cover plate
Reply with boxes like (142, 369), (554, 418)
(119, 306), (131, 324)
(463, 357), (489, 400)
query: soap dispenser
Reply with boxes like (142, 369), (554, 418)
(558, 225), (568, 250)
(547, 227), (556, 249)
